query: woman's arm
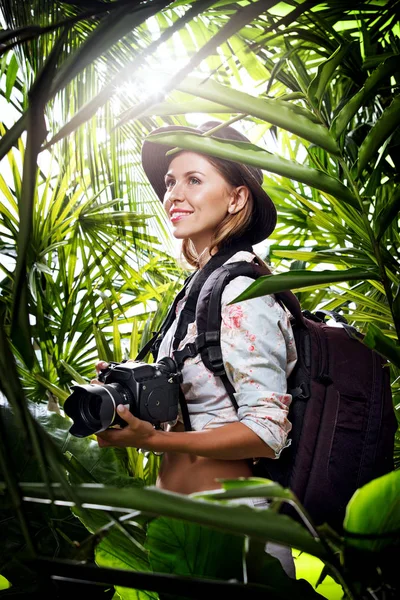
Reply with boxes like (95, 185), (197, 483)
(96, 404), (276, 459)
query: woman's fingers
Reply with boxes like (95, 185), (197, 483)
(95, 360), (109, 373)
(95, 407), (155, 449)
(97, 436), (112, 448)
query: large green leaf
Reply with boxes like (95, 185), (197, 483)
(147, 516), (325, 599)
(175, 75), (340, 155)
(11, 28), (68, 369)
(6, 481), (329, 561)
(308, 43), (354, 109)
(147, 517), (244, 581)
(228, 268), (380, 304)
(148, 132), (358, 208)
(343, 470), (400, 552)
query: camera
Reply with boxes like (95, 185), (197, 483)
(63, 358), (181, 438)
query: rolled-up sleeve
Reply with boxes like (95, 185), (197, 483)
(220, 275), (297, 457)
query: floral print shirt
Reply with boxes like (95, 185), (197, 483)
(156, 251), (298, 458)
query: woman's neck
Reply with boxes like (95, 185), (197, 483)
(197, 246), (217, 269)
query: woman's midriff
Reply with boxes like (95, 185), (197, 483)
(156, 424), (253, 495)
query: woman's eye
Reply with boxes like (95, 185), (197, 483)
(165, 179), (174, 189)
(189, 177), (200, 185)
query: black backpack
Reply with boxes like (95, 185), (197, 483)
(139, 243), (397, 532)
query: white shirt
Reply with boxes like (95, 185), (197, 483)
(157, 251), (298, 458)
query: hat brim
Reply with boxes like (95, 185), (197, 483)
(141, 125), (276, 244)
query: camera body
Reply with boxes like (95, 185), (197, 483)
(64, 357), (181, 438)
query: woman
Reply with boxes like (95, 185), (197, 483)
(95, 121), (297, 576)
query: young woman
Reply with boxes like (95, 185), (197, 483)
(95, 121), (297, 577)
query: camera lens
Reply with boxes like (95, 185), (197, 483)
(64, 383), (127, 438)
(82, 395), (102, 425)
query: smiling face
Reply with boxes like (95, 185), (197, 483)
(163, 152), (244, 256)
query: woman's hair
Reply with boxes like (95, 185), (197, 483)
(181, 155), (254, 268)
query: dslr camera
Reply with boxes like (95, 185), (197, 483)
(64, 358), (180, 438)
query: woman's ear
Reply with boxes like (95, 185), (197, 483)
(227, 186), (250, 214)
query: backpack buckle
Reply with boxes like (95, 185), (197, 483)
(196, 331), (220, 351)
(173, 343), (197, 369)
(201, 346), (226, 377)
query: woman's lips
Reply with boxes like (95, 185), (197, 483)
(170, 211), (193, 223)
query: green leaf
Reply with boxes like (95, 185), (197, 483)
(376, 185), (400, 241)
(5, 54), (19, 101)
(146, 517), (244, 581)
(245, 538), (325, 599)
(33, 373), (70, 402)
(308, 44), (353, 109)
(357, 95), (400, 176)
(362, 323), (400, 368)
(148, 132), (358, 208)
(0, 113), (27, 163)
(343, 470), (400, 551)
(142, 98), (233, 117)
(228, 268), (380, 304)
(176, 75), (340, 155)
(93, 325), (114, 363)
(332, 54), (400, 138)
(195, 478), (296, 503)
(8, 482), (328, 561)
(60, 359), (88, 385)
(113, 317), (122, 363)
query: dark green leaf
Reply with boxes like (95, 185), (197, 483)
(146, 517), (244, 581)
(308, 44), (353, 109)
(6, 482), (328, 560)
(376, 185), (400, 241)
(331, 54), (400, 138)
(363, 323), (400, 368)
(357, 96), (400, 176)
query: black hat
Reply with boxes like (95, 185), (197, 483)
(141, 121), (277, 244)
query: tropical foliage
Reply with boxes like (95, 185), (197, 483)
(0, 1), (399, 598)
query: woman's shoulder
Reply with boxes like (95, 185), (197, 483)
(221, 251), (277, 308)
(221, 274), (278, 312)
(224, 249), (256, 266)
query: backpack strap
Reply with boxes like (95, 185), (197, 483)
(182, 259), (304, 413)
(171, 241), (253, 353)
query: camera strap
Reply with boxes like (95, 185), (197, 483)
(135, 271), (197, 363)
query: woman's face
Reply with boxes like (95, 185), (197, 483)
(163, 152), (236, 255)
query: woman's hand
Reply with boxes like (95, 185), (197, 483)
(90, 360), (109, 385)
(96, 403), (156, 450)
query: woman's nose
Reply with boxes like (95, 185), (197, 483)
(166, 182), (185, 203)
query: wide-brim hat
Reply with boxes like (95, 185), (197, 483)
(141, 121), (277, 244)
